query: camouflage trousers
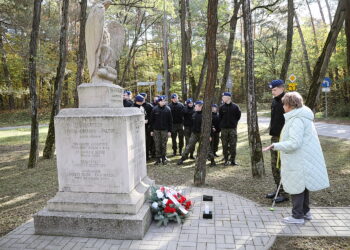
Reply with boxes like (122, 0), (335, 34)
(153, 130), (169, 158)
(271, 136), (286, 195)
(221, 128), (237, 162)
(171, 123), (184, 152)
(211, 131), (220, 154)
(182, 133), (214, 160)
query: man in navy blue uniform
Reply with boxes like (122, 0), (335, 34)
(168, 93), (185, 156)
(211, 104), (220, 157)
(183, 98), (195, 159)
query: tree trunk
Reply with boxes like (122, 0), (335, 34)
(43, 0), (70, 159)
(344, 0), (350, 103)
(185, 0), (196, 97)
(163, 0), (170, 99)
(295, 13), (313, 82)
(28, 0), (43, 169)
(74, 0), (87, 108)
(0, 29), (15, 109)
(305, 0), (346, 110)
(242, 0), (265, 178)
(324, 0), (332, 25)
(316, 0), (326, 25)
(305, 0), (319, 52)
(194, 0), (218, 186)
(221, 0), (241, 96)
(179, 0), (187, 101)
(194, 51), (208, 100)
(279, 0), (294, 81)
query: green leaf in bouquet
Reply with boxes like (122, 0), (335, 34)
(156, 220), (163, 227)
(164, 218), (169, 226)
(175, 213), (182, 224)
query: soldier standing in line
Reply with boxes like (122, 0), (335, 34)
(150, 96), (172, 165)
(211, 104), (220, 157)
(265, 79), (289, 203)
(123, 90), (133, 107)
(140, 93), (154, 161)
(183, 98), (195, 159)
(168, 93), (185, 156)
(219, 92), (241, 166)
(177, 101), (216, 166)
(150, 95), (159, 158)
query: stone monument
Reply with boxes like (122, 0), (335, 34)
(33, 0), (154, 240)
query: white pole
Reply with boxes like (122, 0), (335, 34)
(325, 91), (328, 118)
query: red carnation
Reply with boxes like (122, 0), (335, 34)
(166, 199), (174, 205)
(185, 201), (192, 210)
(178, 196), (186, 203)
(164, 206), (176, 213)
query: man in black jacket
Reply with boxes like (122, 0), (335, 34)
(211, 104), (220, 157)
(150, 96), (172, 165)
(168, 93), (185, 156)
(219, 92), (241, 166)
(183, 98), (195, 158)
(177, 101), (215, 166)
(140, 93), (154, 161)
(123, 90), (133, 107)
(266, 79), (288, 203)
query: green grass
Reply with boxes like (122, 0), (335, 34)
(0, 123), (349, 238)
(0, 109), (51, 128)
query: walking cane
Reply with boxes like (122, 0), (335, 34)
(270, 151), (281, 212)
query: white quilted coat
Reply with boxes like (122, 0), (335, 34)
(273, 106), (330, 194)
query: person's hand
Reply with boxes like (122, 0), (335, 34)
(145, 120), (148, 124)
(209, 137), (212, 142)
(150, 132), (154, 136)
(212, 128), (216, 132)
(262, 144), (274, 152)
(167, 132), (171, 137)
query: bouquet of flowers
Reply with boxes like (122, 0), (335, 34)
(149, 186), (193, 226)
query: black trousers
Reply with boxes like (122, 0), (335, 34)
(291, 189), (310, 219)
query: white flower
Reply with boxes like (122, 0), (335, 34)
(156, 190), (164, 199)
(151, 202), (159, 209)
(162, 199), (168, 205)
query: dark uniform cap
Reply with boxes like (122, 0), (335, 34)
(158, 96), (166, 101)
(222, 92), (231, 97)
(186, 98), (193, 104)
(140, 92), (147, 97)
(135, 95), (144, 102)
(268, 79), (284, 89)
(124, 90), (132, 95)
(171, 93), (178, 99)
(195, 100), (204, 105)
(212, 104), (218, 108)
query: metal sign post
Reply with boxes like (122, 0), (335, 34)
(226, 75), (233, 92)
(321, 77), (332, 118)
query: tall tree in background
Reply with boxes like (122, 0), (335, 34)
(221, 0), (241, 97)
(194, 0), (218, 186)
(163, 0), (170, 99)
(74, 0), (87, 107)
(0, 28), (15, 109)
(242, 0), (265, 177)
(344, 0), (350, 104)
(43, 0), (70, 159)
(305, 0), (346, 110)
(305, 0), (319, 52)
(179, 0), (188, 100)
(295, 13), (312, 83)
(279, 0), (294, 81)
(316, 0), (326, 25)
(324, 0), (332, 25)
(28, 0), (43, 169)
(194, 51), (207, 100)
(186, 0), (196, 97)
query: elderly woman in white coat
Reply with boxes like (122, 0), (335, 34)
(263, 92), (329, 224)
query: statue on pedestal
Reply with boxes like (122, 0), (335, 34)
(86, 0), (125, 83)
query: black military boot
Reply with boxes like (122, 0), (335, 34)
(154, 158), (161, 166)
(210, 159), (216, 167)
(224, 159), (230, 166)
(173, 150), (177, 157)
(177, 157), (185, 165)
(162, 156), (168, 165)
(189, 153), (195, 159)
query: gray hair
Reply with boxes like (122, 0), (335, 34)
(282, 92), (304, 109)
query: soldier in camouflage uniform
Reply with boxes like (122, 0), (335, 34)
(150, 96), (172, 165)
(219, 92), (241, 166)
(177, 101), (216, 166)
(266, 79), (288, 203)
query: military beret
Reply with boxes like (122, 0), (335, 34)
(135, 95), (144, 102)
(222, 92), (231, 97)
(268, 79), (284, 89)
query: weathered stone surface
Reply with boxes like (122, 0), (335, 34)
(33, 204), (152, 240)
(78, 82), (123, 108)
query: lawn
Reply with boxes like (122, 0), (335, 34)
(0, 109), (51, 128)
(0, 122), (349, 250)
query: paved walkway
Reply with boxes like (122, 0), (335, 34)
(1, 187), (349, 250)
(240, 113), (350, 140)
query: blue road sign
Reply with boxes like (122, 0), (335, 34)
(322, 77), (332, 88)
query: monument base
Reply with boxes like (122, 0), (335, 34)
(33, 203), (152, 240)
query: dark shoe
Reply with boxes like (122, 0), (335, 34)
(224, 160), (230, 166)
(154, 158), (161, 166)
(162, 156), (167, 165)
(189, 154), (195, 159)
(274, 196), (289, 203)
(231, 161), (239, 166)
(266, 191), (277, 199)
(210, 160), (216, 167)
(177, 159), (184, 165)
(173, 150), (177, 156)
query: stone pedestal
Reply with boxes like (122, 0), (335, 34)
(34, 82), (154, 239)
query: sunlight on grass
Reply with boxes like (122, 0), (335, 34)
(0, 193), (37, 208)
(0, 127), (48, 145)
(0, 166), (16, 171)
